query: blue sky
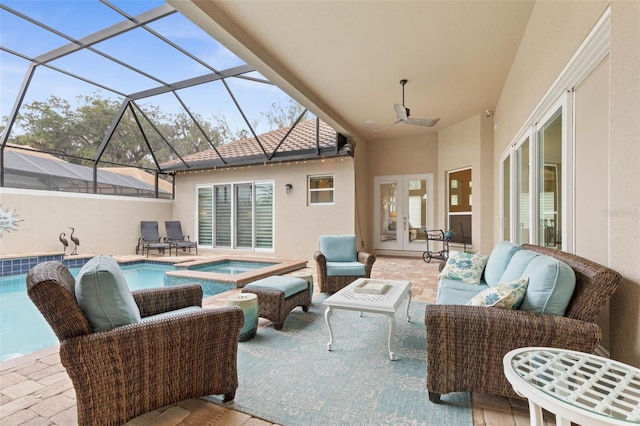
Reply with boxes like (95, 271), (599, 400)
(0, 0), (306, 137)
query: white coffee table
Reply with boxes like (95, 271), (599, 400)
(323, 278), (412, 360)
(503, 347), (640, 426)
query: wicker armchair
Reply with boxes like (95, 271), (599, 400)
(27, 261), (243, 426)
(425, 244), (622, 402)
(313, 234), (376, 293)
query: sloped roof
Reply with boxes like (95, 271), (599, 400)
(163, 118), (345, 171)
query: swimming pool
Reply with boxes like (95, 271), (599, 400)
(188, 259), (277, 274)
(0, 262), (177, 362)
(1, 256), (308, 362)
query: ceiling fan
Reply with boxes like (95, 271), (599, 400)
(375, 79), (440, 131)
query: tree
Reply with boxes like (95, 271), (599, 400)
(261, 98), (308, 129)
(3, 92), (305, 169)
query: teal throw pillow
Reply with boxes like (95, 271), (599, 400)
(498, 249), (540, 284)
(75, 255), (141, 332)
(439, 251), (489, 285)
(484, 241), (521, 287)
(519, 255), (576, 316)
(466, 278), (529, 309)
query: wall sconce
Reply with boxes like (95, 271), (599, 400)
(285, 183), (293, 194)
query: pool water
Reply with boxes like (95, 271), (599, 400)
(188, 260), (276, 274)
(0, 262), (183, 362)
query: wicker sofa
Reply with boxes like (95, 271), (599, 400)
(27, 261), (243, 426)
(425, 244), (622, 402)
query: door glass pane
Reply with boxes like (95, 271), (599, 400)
(379, 182), (397, 242)
(407, 179), (427, 242)
(516, 138), (530, 244)
(502, 156), (511, 241)
(538, 109), (562, 249)
(214, 185), (231, 247)
(255, 183), (273, 249)
(235, 184), (253, 248)
(197, 187), (212, 246)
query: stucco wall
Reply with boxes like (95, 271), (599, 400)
(0, 188), (173, 256)
(173, 157), (355, 260)
(493, 1), (640, 366)
(367, 132), (438, 255)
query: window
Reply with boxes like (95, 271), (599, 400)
(499, 8), (609, 253)
(502, 102), (567, 250)
(197, 181), (274, 250)
(447, 168), (472, 244)
(308, 175), (334, 205)
(500, 154), (511, 241)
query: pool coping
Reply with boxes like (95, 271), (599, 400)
(167, 255), (308, 287)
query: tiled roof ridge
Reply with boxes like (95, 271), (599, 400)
(167, 118), (338, 167)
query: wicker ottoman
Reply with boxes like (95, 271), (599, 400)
(242, 276), (311, 330)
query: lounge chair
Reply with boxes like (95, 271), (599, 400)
(313, 234), (376, 293)
(165, 220), (198, 255)
(27, 259), (243, 426)
(137, 221), (171, 257)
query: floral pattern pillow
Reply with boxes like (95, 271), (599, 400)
(438, 251), (489, 285)
(466, 278), (529, 309)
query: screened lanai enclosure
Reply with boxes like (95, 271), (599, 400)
(0, 0), (349, 198)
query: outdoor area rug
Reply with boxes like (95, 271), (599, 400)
(206, 295), (472, 425)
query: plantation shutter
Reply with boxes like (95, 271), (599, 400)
(197, 187), (213, 245)
(235, 184), (253, 248)
(255, 183), (273, 249)
(215, 185), (231, 247)
(408, 196), (422, 228)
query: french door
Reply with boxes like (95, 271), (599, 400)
(373, 174), (433, 251)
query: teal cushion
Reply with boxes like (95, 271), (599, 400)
(141, 306), (202, 322)
(75, 255), (141, 332)
(245, 276), (308, 298)
(436, 281), (488, 305)
(498, 249), (540, 284)
(466, 278), (529, 309)
(438, 251), (489, 285)
(439, 277), (489, 292)
(519, 256), (576, 316)
(319, 234), (357, 262)
(326, 261), (366, 277)
(484, 241), (521, 287)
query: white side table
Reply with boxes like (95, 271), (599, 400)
(503, 347), (640, 426)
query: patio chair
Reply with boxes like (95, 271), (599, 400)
(137, 221), (171, 257)
(26, 260), (243, 426)
(165, 220), (198, 255)
(313, 234), (376, 293)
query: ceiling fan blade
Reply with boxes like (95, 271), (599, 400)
(404, 117), (440, 127)
(394, 103), (408, 120)
(373, 119), (402, 132)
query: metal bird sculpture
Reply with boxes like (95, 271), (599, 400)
(59, 232), (69, 254)
(69, 227), (80, 255)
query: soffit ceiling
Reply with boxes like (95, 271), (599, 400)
(175, 0), (535, 142)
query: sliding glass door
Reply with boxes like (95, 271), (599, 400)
(197, 181), (274, 251)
